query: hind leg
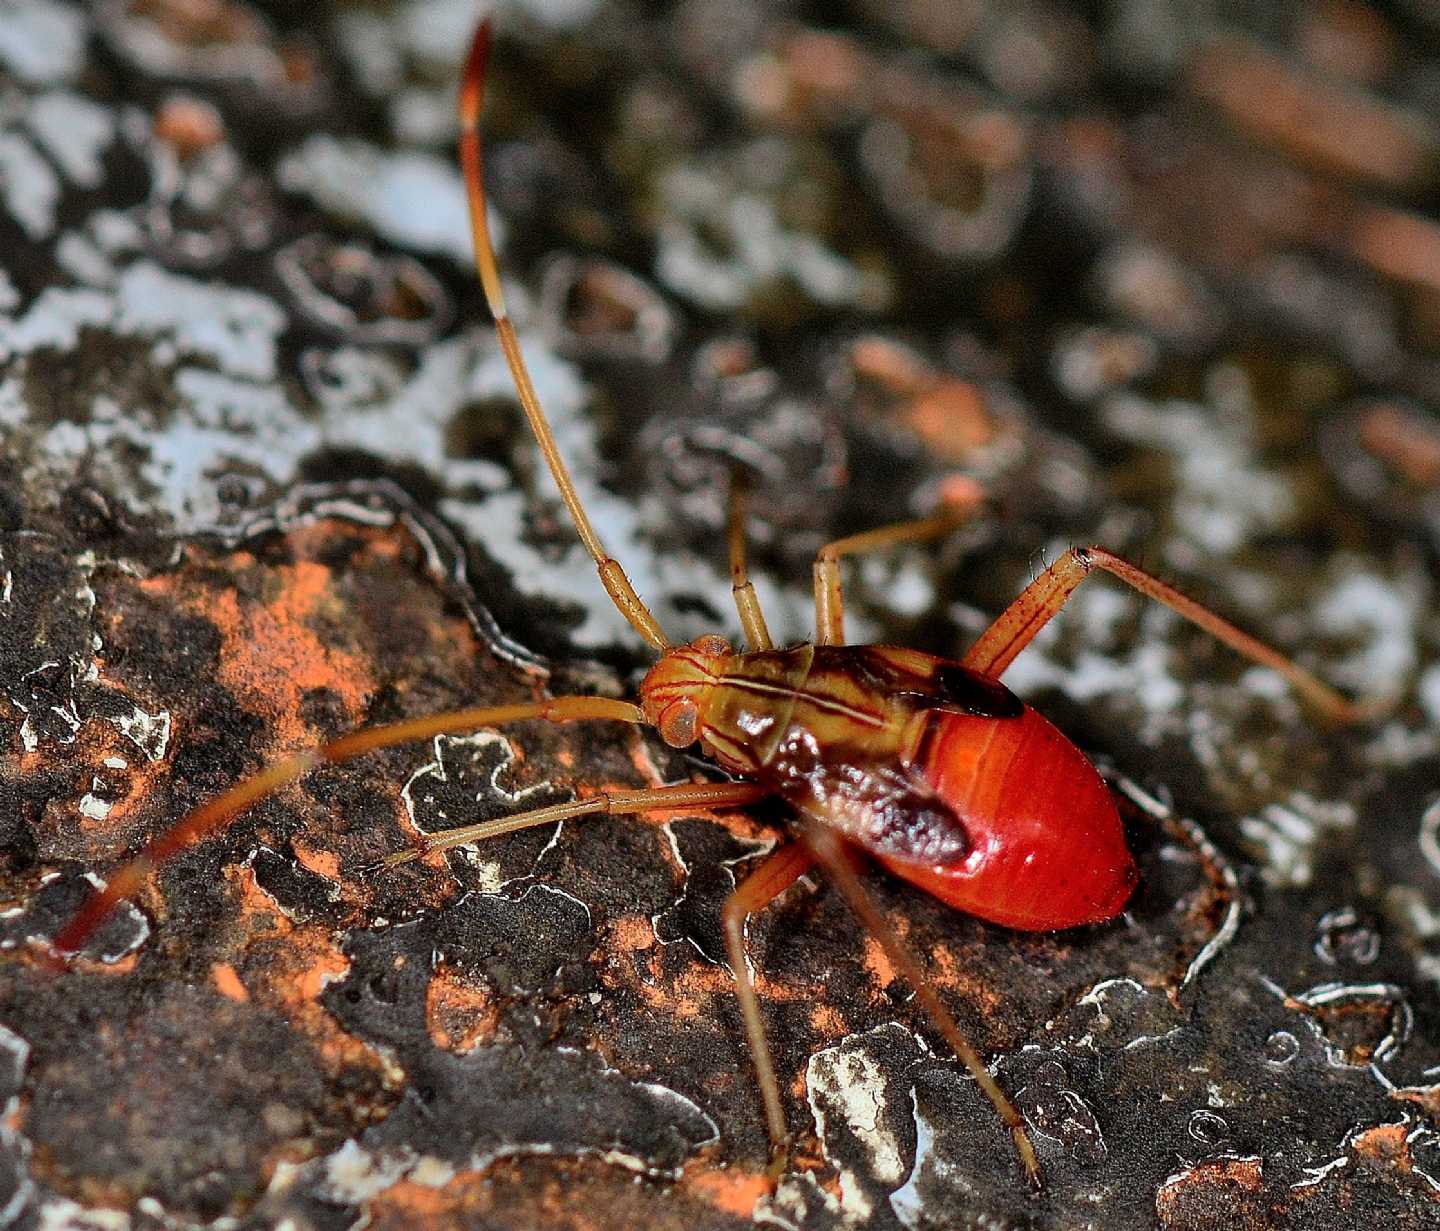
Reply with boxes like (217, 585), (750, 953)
(962, 546), (1375, 723)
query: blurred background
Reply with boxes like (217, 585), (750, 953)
(2, 1), (1440, 1228)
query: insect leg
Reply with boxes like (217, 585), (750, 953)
(812, 480), (985, 645)
(960, 546), (1375, 722)
(728, 472), (774, 652)
(720, 840), (817, 1176)
(386, 779), (770, 862)
(51, 695), (646, 957)
(802, 820), (1045, 1192)
(460, 21), (669, 652)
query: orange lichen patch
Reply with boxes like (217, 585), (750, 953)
(861, 934), (897, 990)
(426, 964), (501, 1053)
(218, 860), (383, 1079)
(631, 949), (707, 1022)
(63, 950), (141, 978)
(746, 28), (874, 123)
(153, 94), (224, 160)
(36, 715), (173, 859)
(209, 578), (366, 750)
(601, 913), (802, 1021)
(211, 962), (249, 1002)
(366, 1177), (458, 1224)
(850, 334), (934, 392)
(290, 838), (342, 883)
(1155, 1156), (1265, 1226)
(1351, 1121), (1409, 1156)
(364, 1162), (732, 1231)
(1187, 35), (1439, 191)
(296, 946), (349, 1004)
(937, 472), (987, 509)
(224, 856), (298, 946)
(810, 1002), (844, 1036)
(139, 542), (376, 756)
(607, 913), (656, 956)
(1354, 400), (1440, 487)
(906, 379), (997, 459)
(1348, 205), (1440, 298)
(926, 944), (1003, 1014)
(1391, 1083), (1440, 1118)
(682, 1165), (770, 1217)
(246, 930), (382, 1079)
(845, 336), (1001, 463)
(1349, 1121), (1435, 1191)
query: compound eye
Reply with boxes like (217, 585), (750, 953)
(690, 634), (732, 658)
(658, 698), (699, 748)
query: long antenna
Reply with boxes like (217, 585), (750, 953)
(460, 22), (671, 653)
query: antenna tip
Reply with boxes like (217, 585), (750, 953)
(460, 16), (495, 125)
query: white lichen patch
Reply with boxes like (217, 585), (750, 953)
(0, 85), (114, 243)
(407, 1154), (457, 1187)
(318, 1140), (410, 1204)
(655, 159), (886, 312)
(278, 136), (478, 266)
(16, 661), (82, 752)
(1312, 559), (1426, 701)
(888, 1083), (983, 1227)
(0, 285), (112, 356)
(25, 92), (116, 189)
(0, 1128), (34, 1228)
(1100, 385), (1294, 557)
(115, 263), (286, 382)
(1239, 792), (1359, 888)
(0, 0), (87, 86)
(107, 704), (171, 762)
(34, 1194), (129, 1231)
(1, 261), (286, 383)
(757, 1170), (847, 1231)
(805, 1026), (915, 1224)
(1418, 664), (1440, 728)
(992, 580), (1188, 744)
(78, 785), (113, 821)
(1417, 799), (1440, 881)
(0, 132), (61, 240)
(0, 1024), (30, 1117)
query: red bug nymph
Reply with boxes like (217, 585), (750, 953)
(53, 17), (1374, 1193)
(641, 638), (1136, 932)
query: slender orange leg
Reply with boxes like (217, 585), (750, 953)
(720, 840), (817, 1175)
(813, 479), (985, 646)
(387, 780), (770, 863)
(728, 474), (774, 652)
(960, 545), (1375, 723)
(50, 695), (645, 956)
(802, 821), (1045, 1192)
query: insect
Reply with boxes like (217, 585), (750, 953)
(52, 17), (1373, 1193)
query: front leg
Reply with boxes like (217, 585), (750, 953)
(812, 479), (985, 646)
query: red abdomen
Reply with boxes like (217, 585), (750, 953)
(878, 706), (1137, 931)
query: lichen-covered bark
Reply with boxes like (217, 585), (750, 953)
(2, 1), (1439, 1228)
